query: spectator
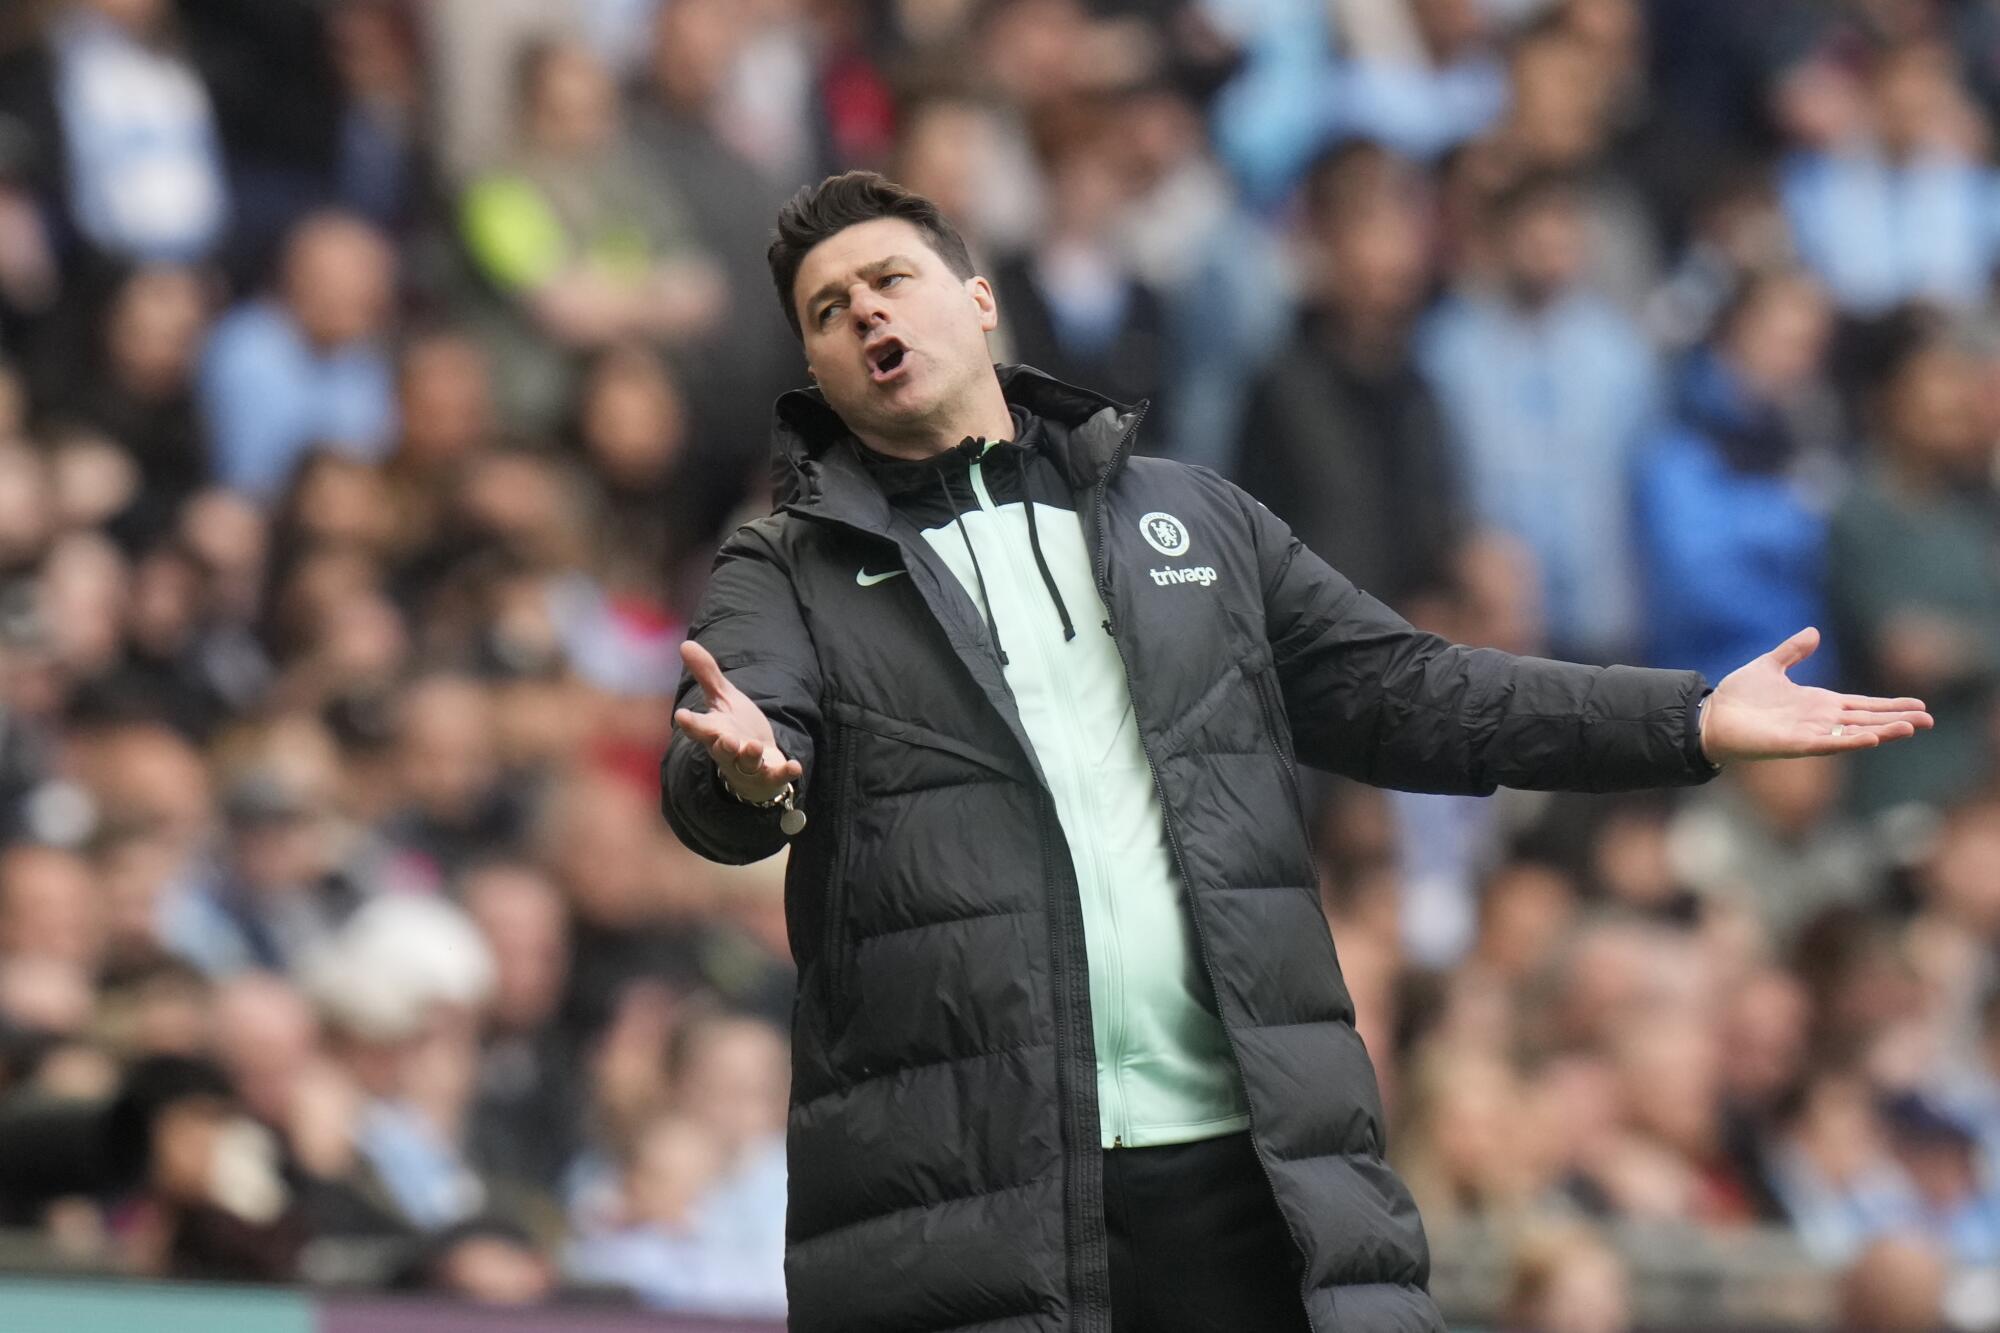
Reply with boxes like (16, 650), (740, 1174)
(1500, 1223), (1633, 1333)
(1634, 269), (1840, 689)
(457, 38), (724, 431)
(1668, 755), (1880, 950)
(38, 262), (212, 549)
(165, 764), (359, 978)
(563, 1111), (738, 1309)
(1827, 312), (2000, 813)
(375, 674), (528, 892)
(1838, 1234), (1951, 1333)
(990, 100), (1168, 413)
(1782, 40), (1999, 316)
(460, 860), (582, 1194)
(0, 0), (229, 270)
(1238, 141), (1461, 607)
(397, 1215), (559, 1306)
(197, 211), (398, 501)
(1420, 169), (1659, 662)
(1324, 0), (1507, 163)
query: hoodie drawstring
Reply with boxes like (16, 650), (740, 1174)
(932, 436), (1077, 666)
(936, 466), (1008, 667)
(1015, 445), (1076, 642)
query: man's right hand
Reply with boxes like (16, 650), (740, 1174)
(674, 639), (804, 803)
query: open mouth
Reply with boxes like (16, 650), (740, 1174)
(866, 337), (910, 384)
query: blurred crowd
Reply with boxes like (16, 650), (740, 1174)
(1, 0), (2000, 1327)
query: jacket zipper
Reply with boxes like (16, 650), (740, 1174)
(1090, 406), (1324, 1333)
(967, 451), (1132, 1147)
(820, 722), (857, 1025)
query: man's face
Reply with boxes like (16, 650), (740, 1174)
(792, 217), (998, 446)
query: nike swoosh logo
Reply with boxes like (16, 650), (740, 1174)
(856, 568), (906, 587)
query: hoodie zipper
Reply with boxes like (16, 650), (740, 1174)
(1089, 403), (1323, 1333)
(967, 447), (1133, 1147)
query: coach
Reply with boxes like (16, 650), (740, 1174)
(661, 171), (1931, 1333)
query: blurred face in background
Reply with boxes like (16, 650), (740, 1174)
(78, 0), (169, 36)
(394, 676), (499, 826)
(579, 346), (687, 491)
(626, 1114), (724, 1229)
(106, 265), (207, 398)
(1412, 0), (1485, 62)
(893, 100), (1000, 242)
(1614, 1014), (1722, 1158)
(650, 0), (744, 115)
(211, 974), (320, 1129)
(0, 443), (53, 572)
(671, 1016), (789, 1158)
(1506, 32), (1612, 168)
(1874, 42), (1973, 159)
(462, 863), (569, 1034)
(1496, 187), (1589, 310)
(0, 846), (102, 968)
(1882, 341), (1983, 474)
(525, 43), (618, 157)
(397, 335), (493, 471)
(1320, 199), (1431, 327)
(283, 215), (395, 351)
(1723, 274), (1831, 402)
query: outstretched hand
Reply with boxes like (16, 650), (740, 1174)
(673, 639), (803, 802)
(1700, 627), (1934, 764)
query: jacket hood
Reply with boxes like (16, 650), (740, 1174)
(769, 363), (1141, 517)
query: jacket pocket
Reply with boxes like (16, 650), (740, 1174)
(1250, 661), (1318, 875)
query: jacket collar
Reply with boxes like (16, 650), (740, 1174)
(771, 363), (1140, 534)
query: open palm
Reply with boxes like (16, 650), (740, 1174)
(673, 640), (803, 801)
(1701, 627), (1934, 764)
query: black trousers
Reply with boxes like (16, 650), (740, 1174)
(1102, 1130), (1313, 1333)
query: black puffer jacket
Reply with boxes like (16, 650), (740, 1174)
(663, 365), (1719, 1332)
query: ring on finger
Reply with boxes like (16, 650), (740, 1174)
(1830, 724), (1845, 738)
(734, 752), (762, 775)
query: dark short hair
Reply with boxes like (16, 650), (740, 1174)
(768, 170), (976, 338)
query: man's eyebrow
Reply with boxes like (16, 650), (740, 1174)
(804, 256), (921, 321)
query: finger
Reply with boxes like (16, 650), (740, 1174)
(680, 638), (734, 704)
(1768, 626), (1820, 671)
(1836, 720), (1917, 740)
(1837, 694), (1929, 713)
(1797, 721), (1926, 755)
(768, 750), (803, 782)
(1837, 708), (1934, 730)
(674, 707), (729, 746)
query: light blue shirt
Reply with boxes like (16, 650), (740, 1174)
(198, 300), (396, 500)
(1418, 289), (1661, 661)
(1781, 145), (2000, 314)
(564, 1141), (787, 1322)
(1324, 53), (1507, 162)
(50, 12), (227, 262)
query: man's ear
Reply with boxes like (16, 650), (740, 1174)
(967, 275), (1000, 334)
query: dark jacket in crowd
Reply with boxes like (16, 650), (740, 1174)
(1237, 310), (1463, 606)
(662, 364), (1720, 1333)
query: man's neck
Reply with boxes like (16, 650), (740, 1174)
(851, 373), (1016, 461)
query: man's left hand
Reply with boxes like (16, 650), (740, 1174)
(1701, 626), (1934, 765)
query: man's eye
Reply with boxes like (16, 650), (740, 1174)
(880, 274), (906, 288)
(819, 302), (843, 326)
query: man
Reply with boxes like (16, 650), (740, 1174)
(661, 171), (1931, 1333)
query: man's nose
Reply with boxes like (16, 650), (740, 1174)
(849, 291), (889, 333)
